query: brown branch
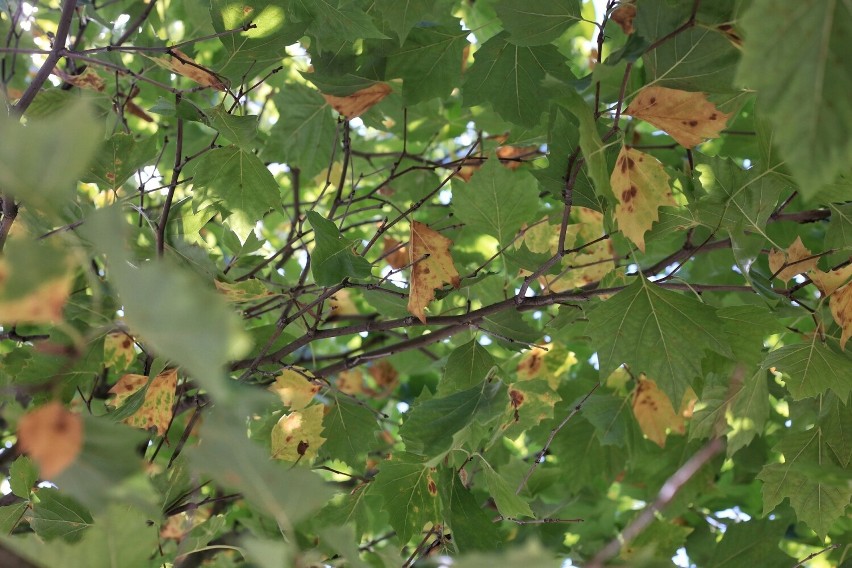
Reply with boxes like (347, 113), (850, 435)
(791, 544), (841, 568)
(156, 109), (184, 257)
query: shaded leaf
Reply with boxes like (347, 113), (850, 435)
(17, 402), (83, 480)
(306, 211), (373, 286)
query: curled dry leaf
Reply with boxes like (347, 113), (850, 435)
(624, 86), (732, 147)
(17, 401), (83, 479)
(382, 237), (409, 270)
(322, 82), (392, 118)
(109, 369), (178, 435)
(611, 3), (637, 35)
(269, 367), (321, 410)
(768, 237), (819, 283)
(830, 283), (852, 349)
(54, 67), (106, 91)
(407, 221), (461, 323)
(611, 146), (675, 252)
(154, 48), (227, 91)
(808, 264), (852, 296)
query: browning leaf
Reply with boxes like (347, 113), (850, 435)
(407, 221), (460, 323)
(382, 237), (409, 270)
(632, 376), (687, 448)
(624, 86), (732, 147)
(154, 48), (227, 91)
(17, 401), (83, 479)
(829, 283), (852, 349)
(809, 265), (852, 296)
(322, 83), (392, 118)
(271, 404), (326, 462)
(611, 3), (637, 35)
(496, 145), (539, 169)
(611, 146), (675, 251)
(104, 331), (135, 371)
(768, 237), (819, 283)
(0, 260), (73, 324)
(109, 369), (178, 435)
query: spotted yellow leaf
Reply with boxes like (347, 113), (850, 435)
(830, 283), (852, 349)
(269, 367), (321, 410)
(271, 404), (326, 462)
(632, 375), (692, 448)
(109, 369), (177, 436)
(809, 265), (852, 296)
(104, 331), (135, 371)
(768, 237), (818, 283)
(407, 221), (460, 323)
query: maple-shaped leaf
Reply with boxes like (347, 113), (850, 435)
(830, 283), (852, 349)
(407, 221), (460, 323)
(624, 86), (732, 147)
(587, 278), (733, 405)
(763, 337), (852, 400)
(271, 404), (326, 463)
(103, 331), (135, 372)
(17, 402), (83, 479)
(153, 49), (227, 91)
(269, 367), (321, 410)
(371, 455), (441, 544)
(109, 369), (178, 435)
(809, 264), (852, 296)
(611, 146), (676, 252)
(632, 376), (689, 448)
(439, 340), (497, 395)
(322, 82), (392, 118)
(320, 396), (379, 467)
(767, 236), (819, 283)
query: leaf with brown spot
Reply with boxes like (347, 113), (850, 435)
(768, 237), (819, 283)
(329, 289), (358, 317)
(271, 404), (326, 463)
(322, 83), (392, 118)
(104, 331), (135, 371)
(496, 145), (538, 169)
(153, 48), (227, 91)
(109, 369), (178, 435)
(829, 283), (852, 349)
(624, 86), (732, 147)
(214, 279), (273, 302)
(269, 367), (321, 410)
(611, 3), (637, 34)
(611, 146), (675, 251)
(17, 401), (83, 479)
(54, 67), (106, 92)
(367, 360), (399, 398)
(382, 237), (409, 270)
(0, 260), (73, 325)
(335, 369), (364, 395)
(631, 376), (687, 448)
(809, 265), (852, 296)
(407, 221), (460, 323)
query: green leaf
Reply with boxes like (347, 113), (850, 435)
(758, 428), (851, 538)
(464, 32), (569, 127)
(400, 379), (503, 460)
(306, 211), (373, 286)
(494, 0), (581, 46)
(822, 395), (852, 468)
(320, 397), (379, 467)
(557, 88), (611, 200)
(29, 489), (93, 542)
(0, 99), (101, 211)
(82, 133), (159, 191)
(207, 107), (258, 147)
(290, 0), (387, 42)
(371, 455), (441, 544)
(440, 468), (503, 552)
(438, 340), (497, 395)
(763, 339), (852, 401)
(9, 456), (38, 499)
(705, 519), (795, 567)
(193, 146), (280, 222)
(587, 278), (733, 405)
(452, 159), (540, 245)
(480, 311), (540, 350)
(375, 0), (440, 44)
(826, 203), (852, 251)
(736, 0), (852, 195)
(0, 502), (27, 535)
(480, 459), (534, 518)
(266, 83), (337, 177)
(386, 25), (468, 105)
(582, 393), (635, 447)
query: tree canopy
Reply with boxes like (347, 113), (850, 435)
(0, 0), (849, 566)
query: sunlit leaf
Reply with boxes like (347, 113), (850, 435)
(407, 220), (460, 323)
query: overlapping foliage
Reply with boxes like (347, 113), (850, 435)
(0, 0), (849, 566)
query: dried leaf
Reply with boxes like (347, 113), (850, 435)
(0, 260), (73, 324)
(336, 370), (364, 395)
(496, 145), (538, 169)
(367, 360), (399, 397)
(154, 48), (227, 91)
(269, 367), (321, 410)
(54, 67), (106, 92)
(322, 83), (392, 118)
(632, 376), (685, 448)
(768, 237), (819, 283)
(109, 369), (178, 435)
(407, 221), (461, 323)
(611, 3), (637, 35)
(624, 86), (732, 147)
(214, 279), (273, 302)
(829, 283), (852, 349)
(104, 331), (135, 371)
(454, 163), (480, 182)
(382, 237), (409, 270)
(271, 404), (326, 462)
(17, 401), (83, 479)
(809, 265), (852, 296)
(611, 146), (675, 251)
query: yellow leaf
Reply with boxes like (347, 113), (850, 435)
(768, 237), (819, 283)
(271, 404), (326, 462)
(624, 86), (732, 148)
(632, 376), (687, 448)
(17, 401), (83, 479)
(336, 370), (364, 395)
(109, 369), (178, 435)
(329, 289), (358, 317)
(830, 283), (852, 349)
(407, 221), (461, 323)
(104, 331), (135, 371)
(154, 49), (227, 91)
(54, 67), (106, 92)
(611, 147), (675, 252)
(0, 260), (72, 324)
(322, 83), (392, 118)
(269, 367), (321, 410)
(516, 343), (576, 389)
(809, 265), (852, 296)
